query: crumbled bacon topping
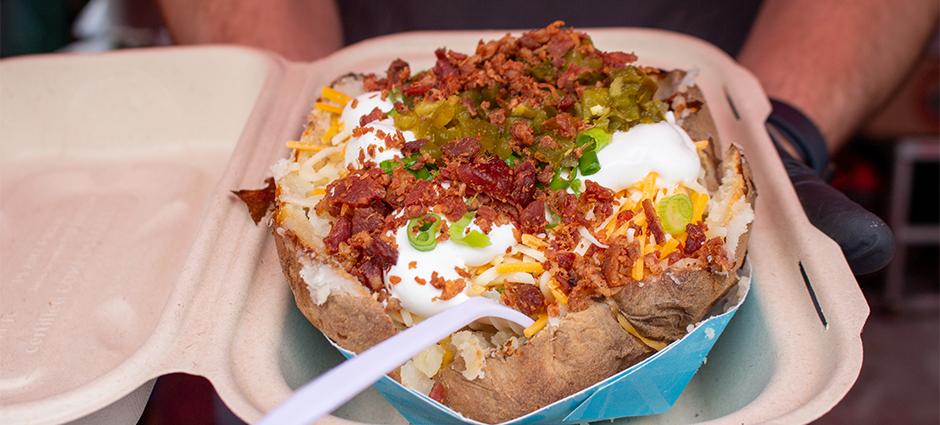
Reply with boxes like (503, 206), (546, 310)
(305, 21), (733, 311)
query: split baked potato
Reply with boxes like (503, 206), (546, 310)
(267, 22), (755, 424)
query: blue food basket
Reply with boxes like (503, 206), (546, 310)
(331, 267), (751, 425)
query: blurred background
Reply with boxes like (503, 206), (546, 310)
(2, 0), (937, 424)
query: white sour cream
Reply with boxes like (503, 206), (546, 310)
(387, 220), (515, 317)
(343, 119), (415, 168)
(340, 91), (394, 131)
(584, 112), (700, 192)
(339, 91), (414, 169)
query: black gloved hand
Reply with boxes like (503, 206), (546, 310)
(768, 99), (895, 275)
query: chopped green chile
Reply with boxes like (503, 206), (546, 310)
(449, 212), (492, 248)
(579, 67), (665, 133)
(407, 213), (443, 251)
(657, 194), (694, 235)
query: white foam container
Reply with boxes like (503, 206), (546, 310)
(0, 29), (869, 425)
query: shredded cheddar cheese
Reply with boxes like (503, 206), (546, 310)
(659, 238), (680, 259)
(286, 141), (329, 151)
(314, 102), (344, 115)
(321, 118), (342, 143)
(321, 86), (351, 105)
(524, 314), (548, 338)
(521, 234), (547, 249)
(307, 188), (327, 196)
(691, 190), (709, 223)
(616, 313), (667, 350)
(467, 284), (487, 296)
(632, 235), (646, 281)
(641, 172), (658, 200)
(549, 280), (568, 305)
(695, 139), (710, 151)
(496, 262), (543, 274)
(439, 337), (455, 368)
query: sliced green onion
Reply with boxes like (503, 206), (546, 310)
(505, 154), (520, 167)
(388, 87), (402, 103)
(549, 170), (569, 190)
(546, 210), (561, 229)
(379, 159), (399, 174)
(575, 127), (612, 151)
(578, 150), (601, 176)
(387, 109), (398, 117)
(449, 212), (492, 248)
(569, 178), (583, 194)
(407, 213), (442, 251)
(412, 168), (432, 180)
(657, 194), (693, 235)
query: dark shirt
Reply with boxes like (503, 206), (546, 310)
(338, 0), (763, 57)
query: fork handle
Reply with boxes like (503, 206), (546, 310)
(258, 297), (529, 425)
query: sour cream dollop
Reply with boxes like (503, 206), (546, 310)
(386, 220), (516, 317)
(339, 91), (415, 169)
(583, 112), (700, 192)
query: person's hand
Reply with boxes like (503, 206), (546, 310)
(768, 99), (895, 275)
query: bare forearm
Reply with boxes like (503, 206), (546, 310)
(158, 0), (343, 61)
(738, 0), (937, 149)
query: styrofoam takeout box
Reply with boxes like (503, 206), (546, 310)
(0, 29), (869, 425)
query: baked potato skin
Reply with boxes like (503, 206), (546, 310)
(438, 302), (653, 424)
(274, 229), (397, 353)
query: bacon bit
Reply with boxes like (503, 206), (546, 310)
(501, 284), (546, 316)
(510, 121), (535, 146)
(602, 51), (637, 68)
(232, 177), (275, 225)
(487, 108), (506, 126)
(684, 222), (706, 254)
(318, 169), (386, 215)
(519, 199), (547, 234)
(401, 138), (428, 156)
(415, 277), (427, 285)
(323, 216), (352, 252)
(441, 137), (481, 161)
(351, 207), (385, 235)
(430, 271), (445, 289)
(409, 261), (417, 269)
(455, 158), (513, 202)
(389, 275), (402, 284)
(642, 199), (666, 244)
(510, 160), (538, 206)
(359, 107), (387, 127)
(386, 58), (411, 85)
(438, 278), (466, 301)
(454, 267), (471, 278)
(428, 382), (445, 403)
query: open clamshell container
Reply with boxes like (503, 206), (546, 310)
(0, 29), (869, 425)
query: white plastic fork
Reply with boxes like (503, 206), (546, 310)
(259, 297), (534, 425)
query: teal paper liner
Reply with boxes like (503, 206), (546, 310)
(329, 266), (751, 425)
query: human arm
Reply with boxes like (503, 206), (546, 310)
(157, 0), (343, 61)
(738, 0), (938, 151)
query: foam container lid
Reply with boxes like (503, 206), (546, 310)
(0, 28), (869, 425)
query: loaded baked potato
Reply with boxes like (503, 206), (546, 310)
(268, 22), (755, 424)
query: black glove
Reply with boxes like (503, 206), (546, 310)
(768, 99), (895, 275)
